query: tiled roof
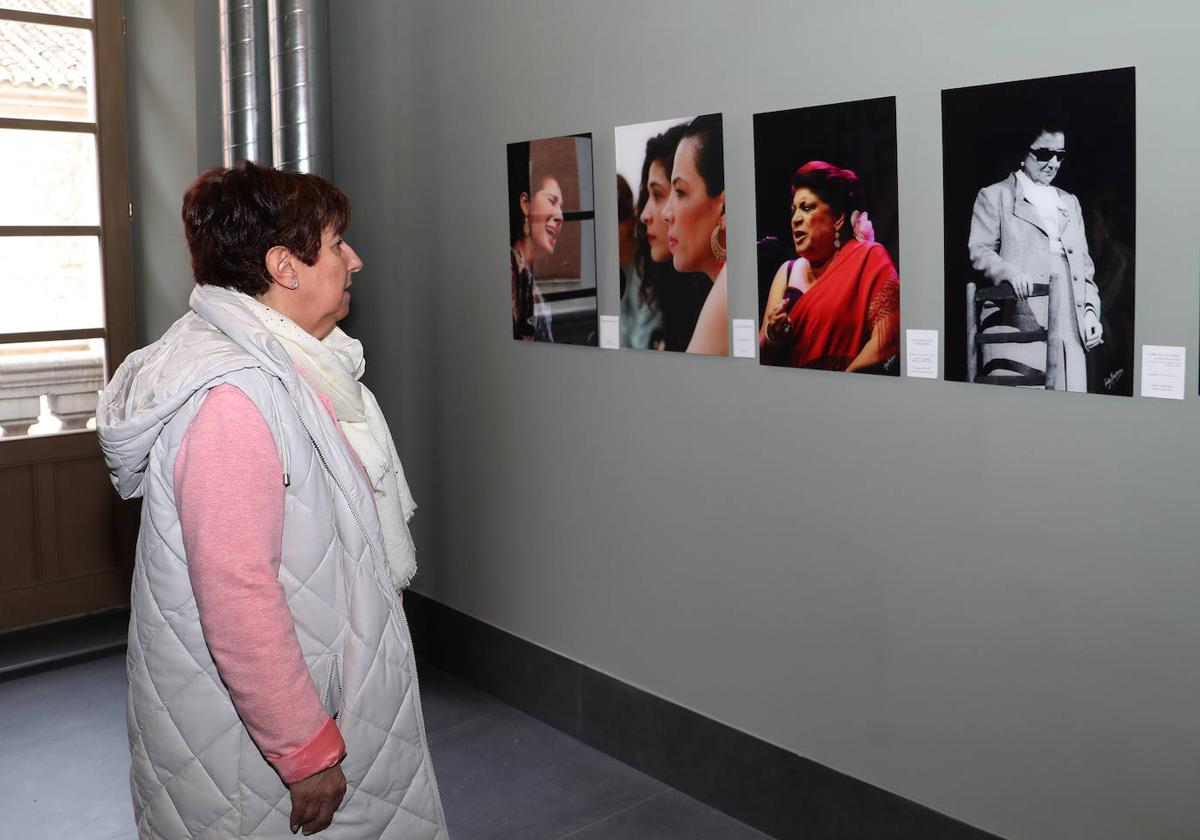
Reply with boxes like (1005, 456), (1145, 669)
(0, 4), (90, 91)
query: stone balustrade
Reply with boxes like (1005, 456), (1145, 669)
(0, 342), (105, 438)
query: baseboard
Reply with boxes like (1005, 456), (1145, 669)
(404, 591), (1001, 840)
(0, 607), (128, 682)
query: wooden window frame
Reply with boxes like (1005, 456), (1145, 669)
(0, 2), (133, 458)
(0, 3), (136, 630)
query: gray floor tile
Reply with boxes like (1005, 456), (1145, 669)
(1, 656), (135, 840)
(418, 663), (508, 734)
(563, 789), (775, 840)
(430, 706), (666, 840)
(0, 653), (127, 754)
(4, 649), (769, 840)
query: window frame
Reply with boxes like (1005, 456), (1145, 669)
(0, 2), (133, 428)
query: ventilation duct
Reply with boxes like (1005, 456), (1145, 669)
(268, 0), (334, 176)
(219, 0), (272, 166)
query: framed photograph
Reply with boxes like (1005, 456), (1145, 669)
(942, 67), (1136, 395)
(507, 133), (598, 346)
(752, 97), (900, 375)
(613, 114), (729, 355)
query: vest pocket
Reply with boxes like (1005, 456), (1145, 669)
(321, 654), (343, 720)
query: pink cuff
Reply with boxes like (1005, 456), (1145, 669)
(270, 717), (347, 784)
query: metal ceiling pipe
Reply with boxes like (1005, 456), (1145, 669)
(219, 0), (272, 166)
(268, 0), (333, 176)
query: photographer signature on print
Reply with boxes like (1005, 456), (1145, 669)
(507, 134), (599, 346)
(752, 97), (900, 375)
(942, 68), (1135, 395)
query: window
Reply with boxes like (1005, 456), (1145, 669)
(0, 0), (134, 631)
(0, 0), (131, 438)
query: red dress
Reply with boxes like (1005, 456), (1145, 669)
(786, 239), (900, 371)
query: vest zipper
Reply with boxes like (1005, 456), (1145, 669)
(321, 653), (342, 720)
(255, 368), (291, 486)
(276, 371), (447, 827)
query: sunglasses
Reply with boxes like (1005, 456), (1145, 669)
(1028, 147), (1066, 163)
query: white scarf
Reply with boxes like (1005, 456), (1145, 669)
(240, 293), (418, 591)
(1016, 170), (1065, 251)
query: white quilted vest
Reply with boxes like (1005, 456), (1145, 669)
(97, 286), (448, 839)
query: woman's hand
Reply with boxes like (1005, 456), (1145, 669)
(763, 300), (793, 345)
(289, 763), (347, 835)
(1083, 310), (1104, 349)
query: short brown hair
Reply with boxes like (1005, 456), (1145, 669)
(181, 160), (352, 295)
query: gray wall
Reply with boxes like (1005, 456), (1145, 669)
(124, 0), (198, 345)
(124, 2), (1200, 837)
(124, 0), (223, 343)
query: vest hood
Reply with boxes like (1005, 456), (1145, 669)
(96, 285), (298, 499)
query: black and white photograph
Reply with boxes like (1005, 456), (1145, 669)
(942, 67), (1136, 395)
(753, 97), (900, 375)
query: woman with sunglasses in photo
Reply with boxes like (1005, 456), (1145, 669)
(967, 124), (1102, 391)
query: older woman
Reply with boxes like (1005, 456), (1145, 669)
(759, 161), (899, 372)
(661, 114), (728, 355)
(967, 124), (1102, 390)
(510, 142), (564, 342)
(97, 162), (446, 839)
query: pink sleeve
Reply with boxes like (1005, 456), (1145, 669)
(175, 383), (346, 783)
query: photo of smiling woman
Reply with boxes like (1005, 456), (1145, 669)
(753, 97), (900, 374)
(942, 68), (1135, 395)
(507, 134), (599, 346)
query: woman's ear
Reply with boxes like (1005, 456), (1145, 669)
(519, 191), (531, 218)
(265, 245), (298, 289)
(718, 193), (726, 229)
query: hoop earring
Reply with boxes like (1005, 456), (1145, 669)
(710, 225), (727, 262)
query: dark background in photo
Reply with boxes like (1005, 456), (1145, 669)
(941, 67), (1136, 394)
(753, 96), (900, 320)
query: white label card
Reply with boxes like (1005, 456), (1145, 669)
(906, 329), (939, 379)
(599, 315), (619, 350)
(1140, 345), (1186, 400)
(732, 319), (756, 359)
